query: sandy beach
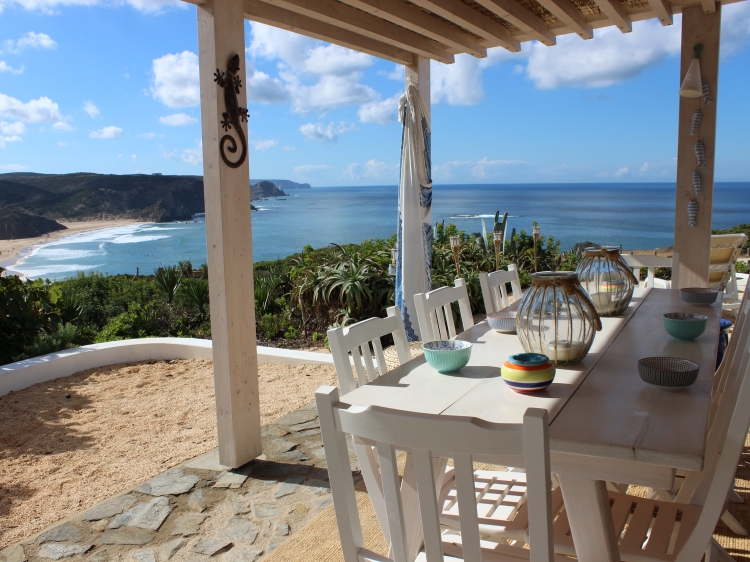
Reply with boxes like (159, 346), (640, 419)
(0, 219), (143, 272)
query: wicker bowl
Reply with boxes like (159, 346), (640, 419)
(423, 340), (473, 373)
(487, 310), (517, 333)
(663, 312), (708, 341)
(679, 288), (719, 306)
(637, 357), (700, 389)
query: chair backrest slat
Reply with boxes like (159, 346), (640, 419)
(317, 385), (555, 562)
(328, 305), (412, 395)
(622, 253), (679, 289)
(479, 264), (522, 314)
(414, 278), (474, 342)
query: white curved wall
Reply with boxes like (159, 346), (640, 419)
(0, 338), (333, 396)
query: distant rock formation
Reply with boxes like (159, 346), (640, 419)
(251, 180), (287, 200)
(252, 179), (310, 190)
(0, 173), (283, 223)
(0, 206), (67, 239)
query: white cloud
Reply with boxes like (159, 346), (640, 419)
(294, 164), (333, 174)
(159, 113), (197, 126)
(162, 140), (202, 165)
(721, 2), (750, 57)
(254, 139), (277, 151)
(0, 0), (183, 14)
(378, 65), (403, 81)
(0, 121), (25, 135)
(0, 135), (21, 148)
(53, 121), (74, 131)
(358, 93), (400, 125)
(434, 157), (526, 180)
(0, 61), (23, 73)
(299, 121), (354, 144)
(303, 44), (373, 76)
(0, 94), (64, 123)
(344, 159), (397, 181)
(282, 145), (295, 151)
(82, 100), (100, 118)
(283, 71), (377, 114)
(138, 132), (157, 138)
(2, 31), (57, 53)
(640, 162), (650, 173)
(0, 164), (27, 170)
(150, 51), (200, 108)
(431, 49), (518, 106)
(90, 125), (123, 139)
(245, 60), (289, 104)
(131, 154), (137, 161)
(615, 166), (629, 176)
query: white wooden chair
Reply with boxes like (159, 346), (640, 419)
(622, 253), (680, 289)
(710, 234), (748, 311)
(327, 305), (411, 395)
(414, 278), (474, 342)
(479, 265), (523, 314)
(316, 385), (562, 562)
(542, 312), (750, 562)
(327, 305), (412, 546)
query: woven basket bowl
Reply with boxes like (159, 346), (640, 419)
(637, 357), (700, 389)
(487, 310), (517, 333)
(679, 288), (719, 306)
(423, 340), (473, 373)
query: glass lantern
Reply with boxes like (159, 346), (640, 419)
(516, 272), (602, 366)
(576, 246), (638, 317)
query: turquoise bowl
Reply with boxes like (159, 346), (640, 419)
(423, 340), (473, 373)
(663, 312), (708, 341)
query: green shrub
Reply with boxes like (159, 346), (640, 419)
(258, 314), (282, 339)
(737, 260), (747, 274)
(26, 323), (78, 357)
(284, 327), (299, 339)
(312, 331), (324, 341)
(182, 279), (210, 320)
(154, 266), (183, 303)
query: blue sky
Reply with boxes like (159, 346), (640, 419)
(0, 0), (749, 186)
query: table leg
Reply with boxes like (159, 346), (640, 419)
(558, 474), (621, 562)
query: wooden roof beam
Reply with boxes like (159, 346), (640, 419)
(258, 0), (455, 63)
(648, 0), (674, 24)
(339, 0), (487, 58)
(472, 0), (557, 45)
(700, 0), (717, 12)
(594, 0), (633, 32)
(535, 0), (594, 38)
(244, 0), (416, 65)
(409, 0), (520, 52)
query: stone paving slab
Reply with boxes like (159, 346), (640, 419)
(4, 402), (361, 562)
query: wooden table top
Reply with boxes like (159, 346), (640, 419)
(341, 288), (721, 472)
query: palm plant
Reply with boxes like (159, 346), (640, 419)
(154, 266), (183, 304)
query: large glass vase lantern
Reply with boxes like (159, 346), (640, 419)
(516, 272), (602, 366)
(576, 247), (638, 317)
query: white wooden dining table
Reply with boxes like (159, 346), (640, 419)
(339, 287), (723, 562)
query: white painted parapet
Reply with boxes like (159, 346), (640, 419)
(0, 338), (333, 396)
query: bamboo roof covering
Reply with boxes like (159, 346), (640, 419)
(182, 0), (745, 64)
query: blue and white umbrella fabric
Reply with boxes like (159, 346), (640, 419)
(395, 78), (432, 341)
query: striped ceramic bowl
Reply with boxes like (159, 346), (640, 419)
(679, 288), (719, 306)
(500, 354), (556, 393)
(487, 310), (517, 333)
(423, 340), (473, 373)
(637, 357), (700, 389)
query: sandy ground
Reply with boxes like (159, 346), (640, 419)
(0, 359), (338, 548)
(0, 219), (142, 271)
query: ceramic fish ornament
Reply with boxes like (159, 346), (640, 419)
(702, 79), (714, 104)
(690, 110), (702, 135)
(688, 200), (698, 227)
(695, 141), (707, 167)
(693, 171), (702, 197)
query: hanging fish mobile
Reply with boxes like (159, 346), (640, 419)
(692, 172), (702, 197)
(695, 141), (706, 168)
(690, 110), (702, 135)
(688, 200), (698, 227)
(702, 79), (714, 104)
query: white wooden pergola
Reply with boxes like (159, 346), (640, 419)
(180, 0), (740, 470)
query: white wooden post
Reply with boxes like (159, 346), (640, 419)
(673, 5), (721, 289)
(197, 0), (262, 468)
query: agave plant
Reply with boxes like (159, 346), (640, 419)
(183, 279), (210, 320)
(60, 289), (83, 324)
(154, 266), (183, 304)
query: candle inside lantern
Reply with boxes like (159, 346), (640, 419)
(546, 340), (584, 363)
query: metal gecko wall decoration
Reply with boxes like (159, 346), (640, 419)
(214, 54), (248, 169)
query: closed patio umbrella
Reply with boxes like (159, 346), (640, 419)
(395, 78), (432, 341)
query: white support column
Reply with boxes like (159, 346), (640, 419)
(198, 0), (262, 468)
(674, 5), (721, 289)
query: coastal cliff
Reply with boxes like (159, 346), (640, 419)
(0, 173), (305, 237)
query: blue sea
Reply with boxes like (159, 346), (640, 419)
(7, 182), (750, 281)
